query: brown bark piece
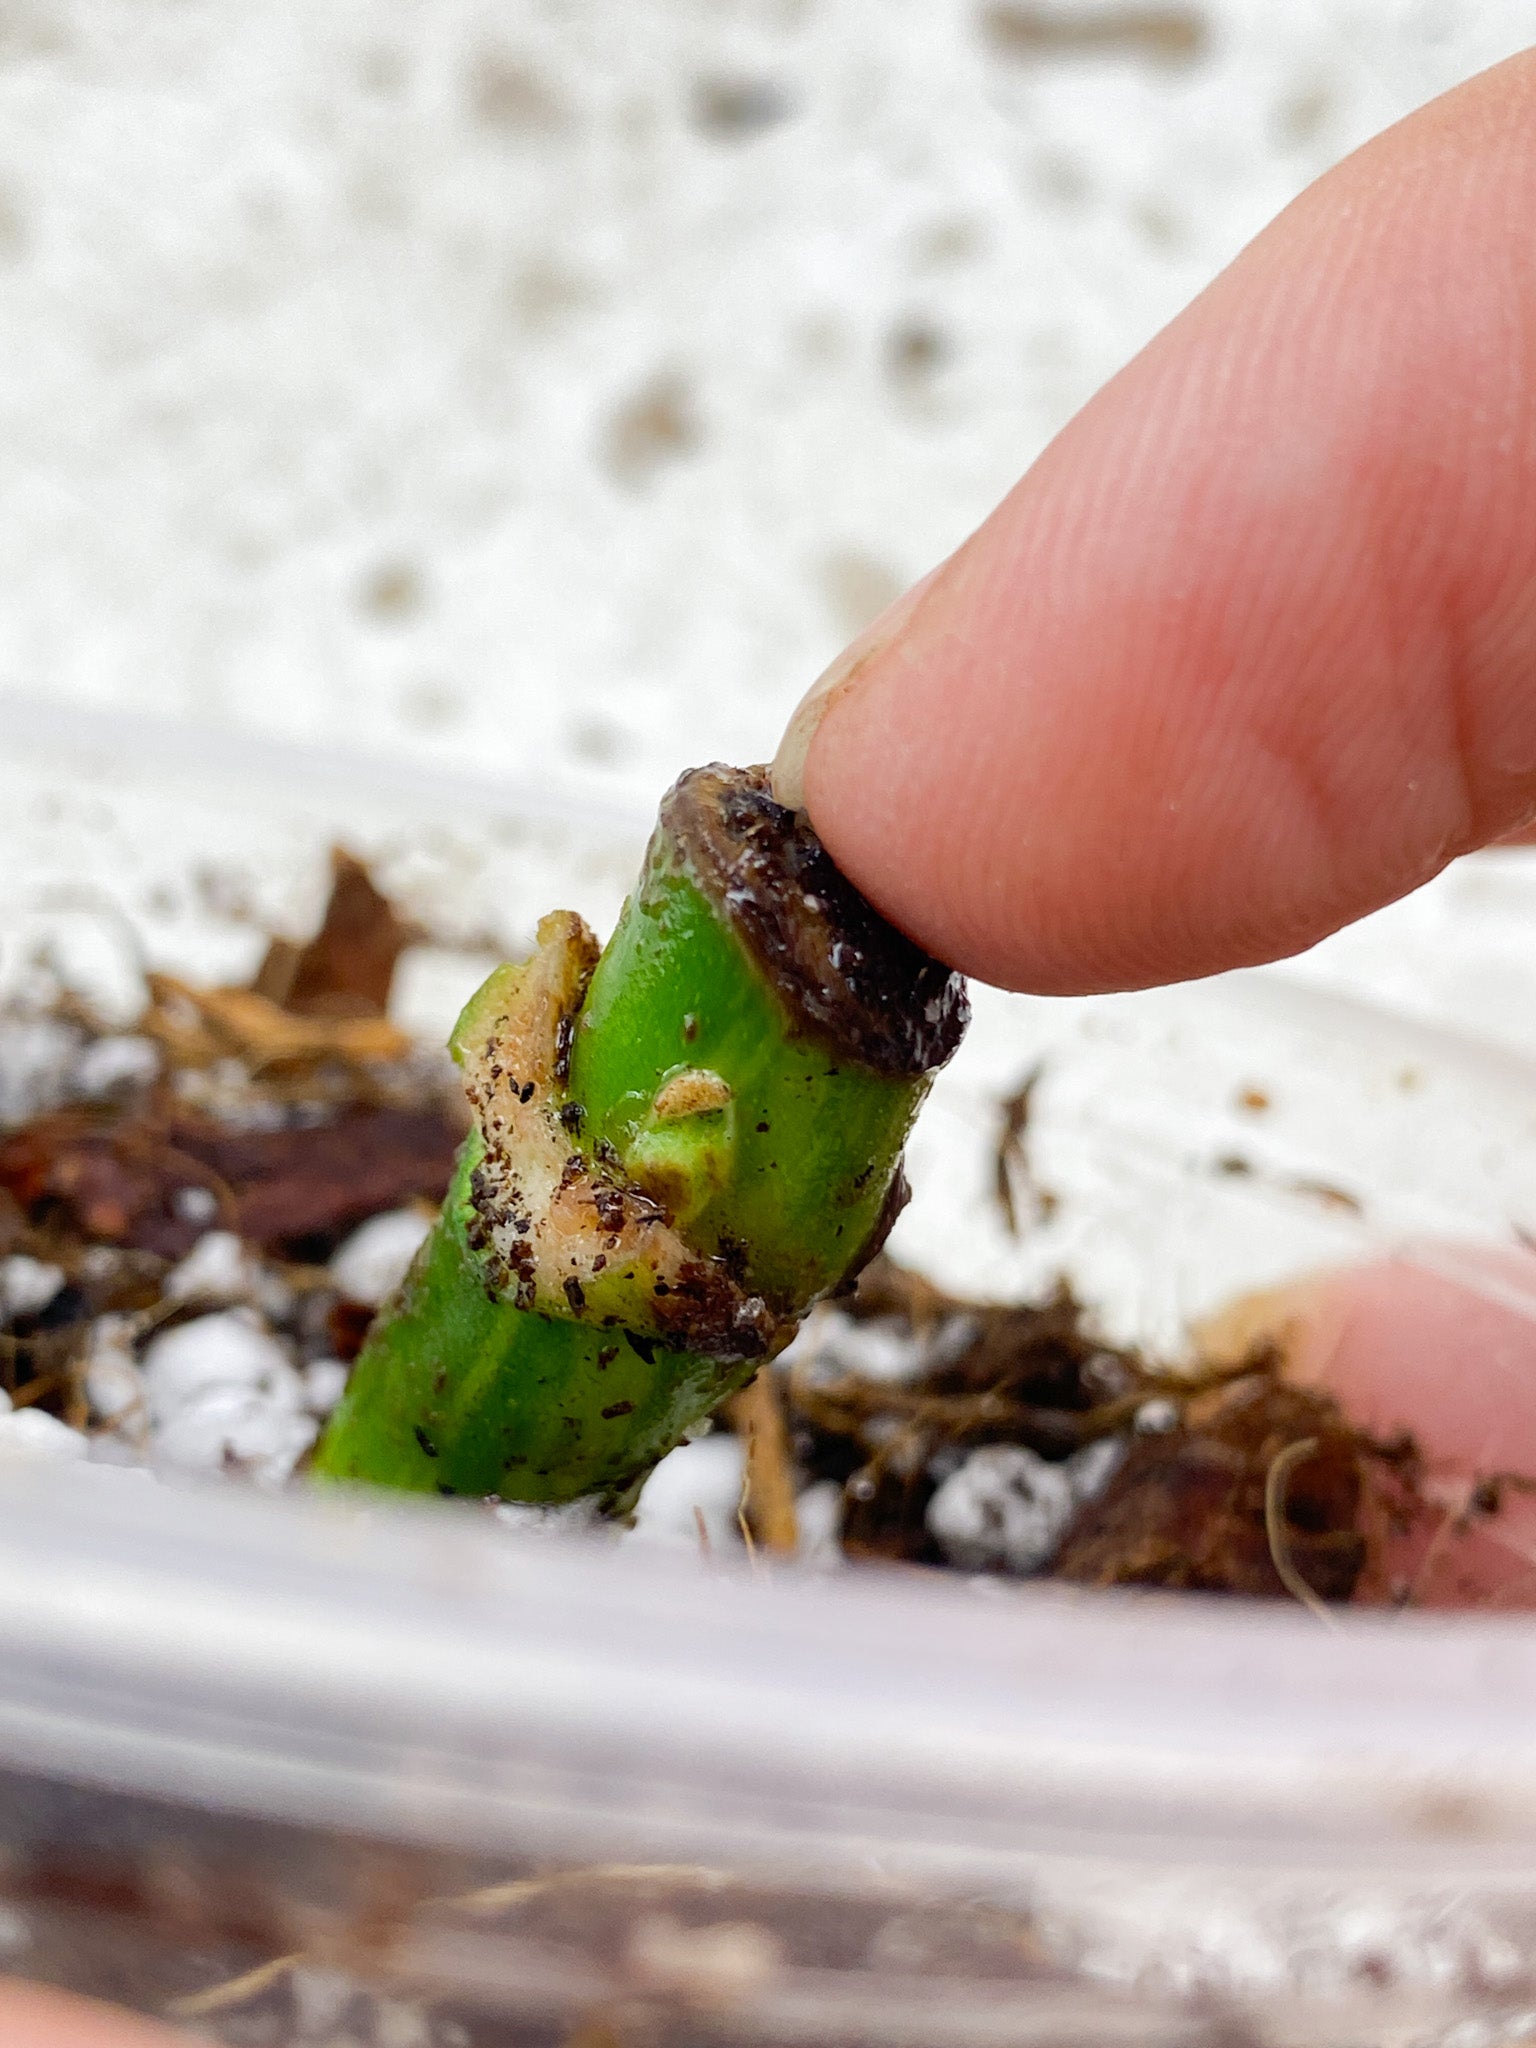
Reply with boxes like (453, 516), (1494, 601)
(180, 1110), (458, 1254)
(0, 1106), (460, 1261)
(1052, 1379), (1366, 1603)
(0, 1112), (215, 1256)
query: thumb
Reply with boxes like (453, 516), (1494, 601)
(773, 52), (1536, 994)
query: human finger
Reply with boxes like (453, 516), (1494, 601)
(774, 53), (1536, 993)
(0, 1981), (197, 2047)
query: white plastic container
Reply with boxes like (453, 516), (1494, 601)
(4, 702), (1536, 2047)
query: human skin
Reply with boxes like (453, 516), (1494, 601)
(773, 50), (1536, 1608)
(0, 1982), (203, 2044)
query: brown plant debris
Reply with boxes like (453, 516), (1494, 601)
(994, 1063), (1058, 1234)
(979, 3), (1208, 65)
(149, 845), (422, 1075)
(783, 1256), (1421, 1603)
(0, 850), (464, 1444)
(0, 1104), (459, 1263)
(166, 1863), (735, 2020)
(725, 1369), (799, 1553)
(155, 1854), (1058, 2040)
(257, 847), (422, 1021)
(0, 850), (461, 1269)
(141, 974), (411, 1074)
(1051, 1379), (1371, 1602)
(0, 843), (1449, 1608)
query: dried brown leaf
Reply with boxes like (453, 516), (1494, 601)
(280, 848), (421, 1020)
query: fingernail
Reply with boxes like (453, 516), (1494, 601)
(770, 565), (943, 809)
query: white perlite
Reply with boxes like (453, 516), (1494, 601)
(492, 1496), (608, 1540)
(152, 1383), (317, 1487)
(330, 1208), (433, 1308)
(0, 1408), (89, 1463)
(172, 1185), (221, 1227)
(71, 1033), (160, 1099)
(141, 1309), (300, 1418)
(141, 1308), (316, 1484)
(0, 1018), (84, 1126)
(163, 1229), (295, 1321)
(629, 1434), (745, 1553)
(926, 1437), (1125, 1576)
(374, 2002), (434, 2048)
(1135, 1398), (1181, 1435)
(793, 1478), (846, 1571)
(785, 1304), (977, 1387)
(301, 1358), (351, 1417)
(166, 1229), (259, 1303)
(0, 1022), (156, 1123)
(0, 1254), (64, 1322)
(287, 1966), (355, 2041)
(83, 1314), (146, 1424)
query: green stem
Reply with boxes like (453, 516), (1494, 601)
(313, 765), (966, 1506)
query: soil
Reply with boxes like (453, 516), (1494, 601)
(0, 850), (463, 1462)
(0, 852), (1511, 2048)
(783, 1254), (1424, 1606)
(0, 849), (1450, 1605)
(662, 764), (968, 1079)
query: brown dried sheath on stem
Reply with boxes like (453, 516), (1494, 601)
(315, 765), (968, 1507)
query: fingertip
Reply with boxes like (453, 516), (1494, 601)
(794, 52), (1536, 992)
(772, 563), (952, 813)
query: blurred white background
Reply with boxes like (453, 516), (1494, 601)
(0, 0), (1528, 811)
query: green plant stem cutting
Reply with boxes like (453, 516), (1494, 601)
(314, 764), (967, 1507)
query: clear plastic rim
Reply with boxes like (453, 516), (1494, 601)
(6, 697), (1536, 2025)
(0, 1461), (1534, 1887)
